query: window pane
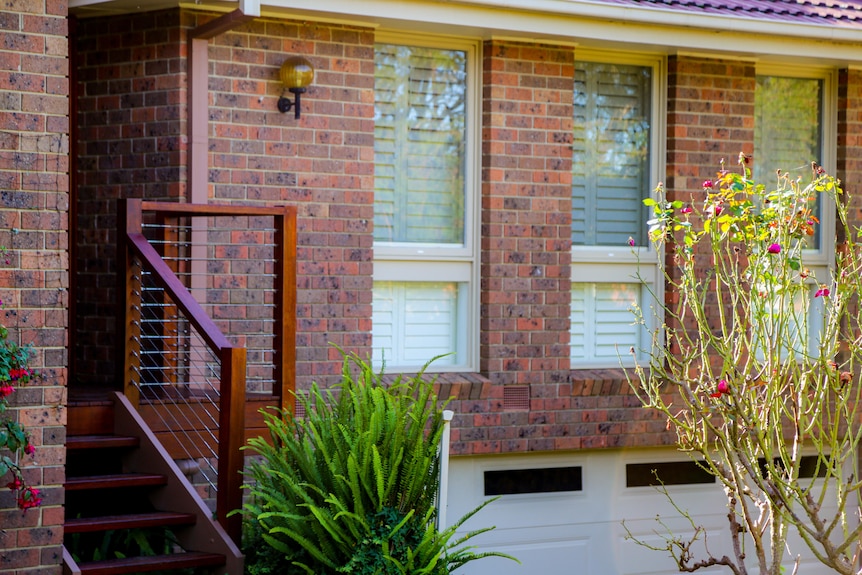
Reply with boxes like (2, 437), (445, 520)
(754, 75), (822, 248)
(374, 44), (467, 245)
(372, 281), (464, 368)
(754, 76), (822, 182)
(751, 279), (825, 360)
(571, 282), (644, 363)
(572, 61), (651, 247)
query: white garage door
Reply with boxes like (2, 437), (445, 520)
(446, 449), (840, 575)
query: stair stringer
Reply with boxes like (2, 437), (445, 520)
(111, 391), (244, 575)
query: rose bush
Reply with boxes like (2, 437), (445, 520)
(0, 267), (41, 511)
(627, 154), (862, 575)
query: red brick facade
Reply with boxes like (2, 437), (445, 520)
(68, 9), (862, 459)
(3, 0), (862, 570)
(0, 1), (68, 573)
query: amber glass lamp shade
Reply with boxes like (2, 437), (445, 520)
(277, 56), (315, 118)
(280, 56), (315, 90)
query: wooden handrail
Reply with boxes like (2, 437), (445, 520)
(117, 198), (297, 545)
(126, 232), (234, 352)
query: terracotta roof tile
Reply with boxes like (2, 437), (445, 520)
(585, 0), (862, 27)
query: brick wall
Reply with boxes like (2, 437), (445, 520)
(74, 11), (375, 390)
(203, 15), (375, 388)
(448, 41), (574, 455)
(70, 11), (861, 460)
(0, 1), (69, 573)
(664, 55), (756, 351)
(74, 9), (189, 385)
(838, 69), (862, 226)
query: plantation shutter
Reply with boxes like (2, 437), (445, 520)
(372, 281), (459, 367)
(570, 283), (643, 362)
(572, 62), (651, 247)
(374, 44), (467, 245)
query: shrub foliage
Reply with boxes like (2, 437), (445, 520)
(240, 352), (512, 574)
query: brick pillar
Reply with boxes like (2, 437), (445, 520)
(666, 55), (755, 193)
(0, 2), (69, 573)
(665, 55), (755, 343)
(481, 41), (573, 398)
(838, 69), (862, 229)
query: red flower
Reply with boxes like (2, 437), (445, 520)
(703, 180), (714, 189)
(24, 443), (35, 456)
(710, 379), (730, 398)
(6, 477), (23, 490)
(680, 206), (693, 214)
(17, 486), (41, 510)
(0, 384), (13, 399)
(815, 285), (830, 298)
(10, 368), (29, 381)
(767, 243), (781, 254)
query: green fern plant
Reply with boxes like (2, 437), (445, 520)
(239, 351), (516, 574)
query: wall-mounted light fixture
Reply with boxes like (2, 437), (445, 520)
(277, 56), (315, 119)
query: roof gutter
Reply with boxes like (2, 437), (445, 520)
(438, 0), (862, 44)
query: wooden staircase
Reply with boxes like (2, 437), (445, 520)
(63, 391), (243, 575)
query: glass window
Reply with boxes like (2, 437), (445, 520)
(571, 55), (662, 368)
(572, 61), (652, 248)
(754, 68), (834, 353)
(754, 74), (825, 249)
(372, 37), (477, 372)
(374, 43), (466, 246)
(754, 75), (823, 184)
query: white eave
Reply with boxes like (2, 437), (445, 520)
(70, 0), (862, 64)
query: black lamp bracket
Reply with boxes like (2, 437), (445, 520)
(278, 87), (306, 119)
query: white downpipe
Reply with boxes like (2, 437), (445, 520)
(437, 409), (454, 530)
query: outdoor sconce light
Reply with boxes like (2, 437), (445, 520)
(277, 56), (315, 119)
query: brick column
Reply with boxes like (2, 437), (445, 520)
(665, 55), (755, 344)
(666, 55), (755, 193)
(838, 69), (862, 229)
(0, 2), (69, 573)
(481, 41), (573, 394)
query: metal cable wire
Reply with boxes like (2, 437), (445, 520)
(127, 216), (283, 499)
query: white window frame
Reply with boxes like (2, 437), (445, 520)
(570, 50), (666, 369)
(372, 32), (480, 373)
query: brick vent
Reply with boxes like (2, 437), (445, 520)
(503, 385), (530, 410)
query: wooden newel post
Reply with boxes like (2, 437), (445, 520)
(218, 346), (247, 545)
(117, 198), (143, 406)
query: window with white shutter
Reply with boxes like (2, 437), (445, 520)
(570, 53), (663, 368)
(372, 35), (478, 372)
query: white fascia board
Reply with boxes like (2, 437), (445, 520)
(71, 0), (862, 63)
(254, 0), (862, 63)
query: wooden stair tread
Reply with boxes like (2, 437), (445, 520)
(65, 473), (167, 491)
(75, 551), (226, 575)
(67, 434), (140, 450)
(64, 511), (197, 533)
